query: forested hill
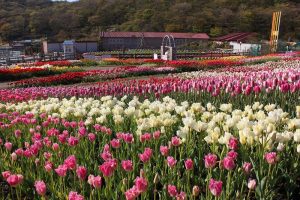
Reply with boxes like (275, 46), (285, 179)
(0, 0), (299, 42)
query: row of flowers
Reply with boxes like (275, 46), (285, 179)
(0, 66), (84, 82)
(9, 66), (176, 87)
(34, 61), (73, 67)
(170, 59), (300, 79)
(0, 96), (299, 199)
(1, 60), (299, 116)
(100, 52), (299, 68)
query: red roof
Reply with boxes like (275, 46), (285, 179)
(101, 32), (209, 39)
(214, 33), (255, 42)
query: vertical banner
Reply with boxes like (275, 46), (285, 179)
(270, 11), (281, 53)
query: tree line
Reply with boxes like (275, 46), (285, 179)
(0, 0), (299, 42)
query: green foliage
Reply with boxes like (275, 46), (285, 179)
(0, 0), (299, 41)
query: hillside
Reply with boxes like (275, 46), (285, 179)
(0, 0), (299, 42)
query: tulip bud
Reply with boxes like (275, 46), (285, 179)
(248, 179), (256, 190)
(122, 178), (127, 185)
(153, 173), (160, 184)
(168, 141), (172, 149)
(35, 159), (40, 166)
(192, 185), (200, 197)
(140, 169), (145, 178)
(11, 152), (17, 161)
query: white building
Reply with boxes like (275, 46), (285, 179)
(229, 42), (261, 53)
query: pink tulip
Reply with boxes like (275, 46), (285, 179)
(35, 180), (46, 196)
(160, 146), (169, 156)
(134, 176), (148, 193)
(88, 133), (96, 142)
(123, 133), (134, 143)
(153, 130), (161, 139)
(78, 127), (87, 137)
(15, 148), (23, 156)
(55, 164), (68, 177)
(110, 139), (121, 148)
(70, 121), (77, 128)
(99, 161), (115, 177)
(6, 174), (23, 187)
(125, 186), (140, 200)
(242, 162), (252, 174)
(58, 134), (67, 144)
(11, 153), (17, 161)
(167, 184), (178, 197)
(64, 155), (77, 170)
(76, 166), (87, 180)
(227, 150), (238, 160)
(253, 85), (261, 93)
(138, 148), (153, 163)
(52, 143), (60, 151)
(223, 156), (235, 170)
(93, 124), (101, 132)
(2, 171), (11, 180)
(247, 179), (257, 190)
(103, 144), (110, 152)
(228, 137), (238, 150)
(140, 133), (151, 143)
(176, 191), (186, 200)
(122, 160), (133, 172)
(44, 162), (53, 172)
(184, 159), (194, 170)
(204, 153), (218, 168)
(44, 152), (52, 160)
(14, 130), (21, 138)
(167, 156), (177, 168)
(68, 136), (79, 146)
(88, 175), (102, 188)
(68, 191), (84, 200)
(101, 150), (112, 161)
(209, 178), (223, 197)
(171, 136), (181, 146)
(264, 152), (278, 165)
(4, 142), (12, 151)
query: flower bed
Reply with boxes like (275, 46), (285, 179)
(0, 96), (299, 199)
(0, 53), (300, 200)
(171, 59), (300, 79)
(35, 60), (73, 67)
(9, 66), (177, 87)
(1, 65), (299, 116)
(0, 66), (84, 82)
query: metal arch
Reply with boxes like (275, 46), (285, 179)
(169, 35), (176, 48)
(162, 35), (170, 47)
(162, 35), (176, 48)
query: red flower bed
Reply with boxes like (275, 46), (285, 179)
(0, 68), (48, 82)
(0, 68), (46, 75)
(34, 60), (72, 66)
(10, 66), (176, 87)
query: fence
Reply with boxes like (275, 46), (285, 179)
(0, 53), (71, 66)
(110, 51), (253, 59)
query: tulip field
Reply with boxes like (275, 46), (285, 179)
(0, 52), (300, 199)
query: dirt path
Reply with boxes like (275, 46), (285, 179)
(0, 82), (11, 89)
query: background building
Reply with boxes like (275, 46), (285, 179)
(43, 41), (98, 54)
(99, 32), (210, 50)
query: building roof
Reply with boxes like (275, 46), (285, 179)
(101, 32), (209, 39)
(214, 32), (256, 42)
(63, 40), (76, 45)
